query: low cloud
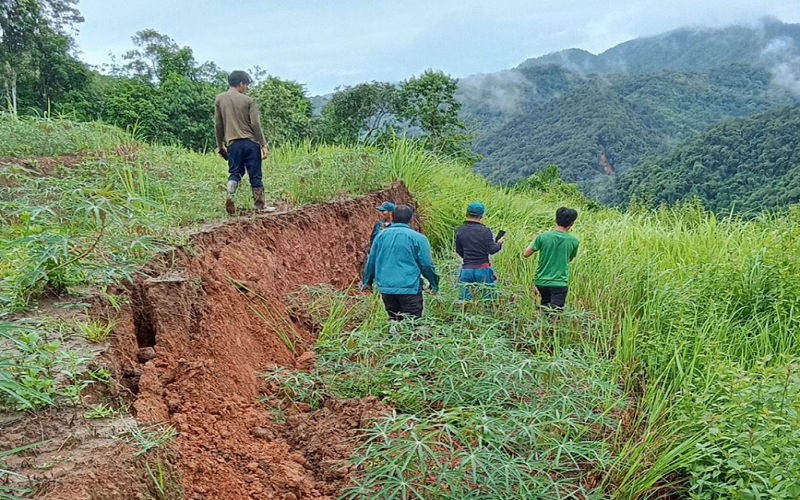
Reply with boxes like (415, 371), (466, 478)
(457, 70), (530, 113)
(761, 36), (800, 94)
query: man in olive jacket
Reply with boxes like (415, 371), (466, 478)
(215, 70), (274, 214)
(361, 205), (440, 321)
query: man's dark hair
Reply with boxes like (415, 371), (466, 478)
(556, 207), (578, 227)
(392, 205), (414, 224)
(228, 70), (252, 87)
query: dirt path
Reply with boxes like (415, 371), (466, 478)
(3, 181), (413, 499)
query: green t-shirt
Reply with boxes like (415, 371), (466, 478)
(529, 230), (580, 287)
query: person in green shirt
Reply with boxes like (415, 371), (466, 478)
(523, 207), (579, 310)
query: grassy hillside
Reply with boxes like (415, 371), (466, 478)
(614, 104), (800, 212)
(2, 116), (800, 498)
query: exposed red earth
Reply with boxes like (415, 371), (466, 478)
(2, 181), (413, 499)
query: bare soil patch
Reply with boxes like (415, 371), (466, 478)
(2, 181), (411, 499)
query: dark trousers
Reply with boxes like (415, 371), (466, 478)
(227, 139), (263, 188)
(381, 292), (424, 321)
(536, 285), (568, 310)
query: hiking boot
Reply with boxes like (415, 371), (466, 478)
(225, 180), (239, 215)
(252, 187), (276, 212)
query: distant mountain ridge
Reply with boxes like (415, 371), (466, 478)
(456, 19), (800, 206)
(517, 18), (800, 75)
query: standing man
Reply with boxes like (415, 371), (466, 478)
(523, 207), (579, 310)
(455, 201), (504, 301)
(215, 70), (274, 215)
(362, 205), (440, 321)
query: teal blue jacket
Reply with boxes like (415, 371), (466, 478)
(362, 223), (440, 294)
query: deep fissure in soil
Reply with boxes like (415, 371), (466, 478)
(36, 182), (412, 499)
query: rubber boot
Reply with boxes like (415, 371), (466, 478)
(225, 180), (238, 215)
(252, 187), (276, 213)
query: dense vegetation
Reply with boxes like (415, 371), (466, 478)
(8, 2), (800, 212)
(613, 104), (800, 212)
(2, 116), (800, 499)
(463, 64), (799, 200)
(457, 20), (800, 208)
(3, 2), (471, 159)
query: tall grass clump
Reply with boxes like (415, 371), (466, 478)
(0, 113), (129, 156)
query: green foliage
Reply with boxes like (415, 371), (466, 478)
(261, 366), (326, 410)
(0, 112), (127, 155)
(0, 320), (91, 410)
(119, 424), (178, 457)
(318, 81), (398, 145)
(305, 285), (694, 499)
(2, 118), (800, 497)
(677, 359), (800, 500)
(469, 64), (799, 197)
(0, 442), (42, 500)
(0, 116), (392, 312)
(0, 0), (85, 114)
(614, 105), (800, 212)
(75, 318), (115, 342)
(249, 75), (313, 147)
(141, 454), (184, 500)
(83, 402), (117, 419)
(397, 70), (475, 160)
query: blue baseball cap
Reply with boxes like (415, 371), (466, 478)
(466, 201), (485, 217)
(376, 201), (396, 212)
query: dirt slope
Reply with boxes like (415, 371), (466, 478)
(6, 181), (412, 500)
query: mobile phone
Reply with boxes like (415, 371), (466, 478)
(218, 150), (229, 161)
(495, 230), (506, 242)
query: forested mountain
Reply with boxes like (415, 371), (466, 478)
(457, 19), (800, 204)
(612, 105), (800, 213)
(465, 65), (798, 193)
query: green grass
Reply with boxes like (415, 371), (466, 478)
(0, 113), (129, 157)
(1, 115), (800, 498)
(0, 320), (92, 410)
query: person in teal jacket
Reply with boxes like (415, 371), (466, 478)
(361, 204), (440, 321)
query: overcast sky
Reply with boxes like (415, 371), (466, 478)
(73, 0), (800, 95)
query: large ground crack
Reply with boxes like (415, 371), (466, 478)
(98, 182), (413, 500)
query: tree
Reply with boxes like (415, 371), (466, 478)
(396, 70), (472, 157)
(121, 29), (200, 84)
(100, 30), (225, 149)
(31, 25), (88, 108)
(0, 0), (83, 113)
(248, 76), (312, 147)
(320, 81), (397, 145)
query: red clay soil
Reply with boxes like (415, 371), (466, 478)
(24, 181), (413, 499)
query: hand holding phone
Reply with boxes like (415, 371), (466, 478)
(495, 230), (506, 242)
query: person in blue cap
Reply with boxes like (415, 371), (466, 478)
(455, 201), (504, 301)
(362, 204), (440, 322)
(370, 201), (396, 246)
